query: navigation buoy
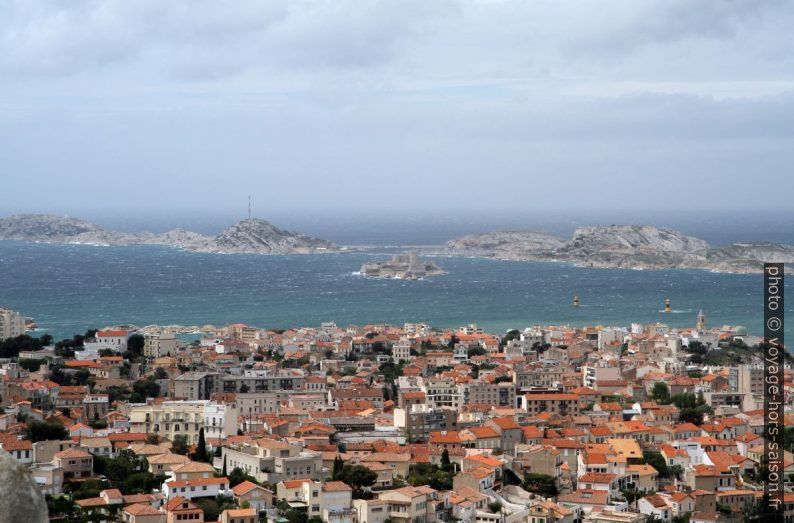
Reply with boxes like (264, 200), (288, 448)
(664, 298), (671, 313)
(573, 294), (580, 307)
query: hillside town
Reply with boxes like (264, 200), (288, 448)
(0, 307), (792, 523)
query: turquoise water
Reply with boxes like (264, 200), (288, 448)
(0, 241), (788, 341)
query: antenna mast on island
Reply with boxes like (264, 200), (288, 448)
(248, 195), (251, 219)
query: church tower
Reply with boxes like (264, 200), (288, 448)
(696, 309), (706, 330)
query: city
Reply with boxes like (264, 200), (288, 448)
(0, 306), (792, 522)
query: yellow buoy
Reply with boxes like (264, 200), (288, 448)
(664, 298), (671, 313)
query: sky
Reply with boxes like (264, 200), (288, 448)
(1, 0), (794, 224)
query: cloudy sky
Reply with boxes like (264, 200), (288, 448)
(2, 0), (793, 222)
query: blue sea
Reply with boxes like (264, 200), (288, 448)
(0, 240), (789, 342)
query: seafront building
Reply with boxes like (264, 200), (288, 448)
(0, 306), (26, 341)
(1, 313), (792, 522)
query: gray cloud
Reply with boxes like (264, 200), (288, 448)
(0, 0), (792, 215)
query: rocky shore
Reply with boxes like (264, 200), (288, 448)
(445, 225), (794, 274)
(0, 214), (337, 255)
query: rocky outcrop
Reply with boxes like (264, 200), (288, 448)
(564, 225), (708, 255)
(0, 450), (48, 522)
(360, 252), (445, 280)
(446, 225), (793, 273)
(196, 218), (335, 254)
(0, 214), (129, 245)
(446, 230), (566, 258)
(0, 214), (336, 254)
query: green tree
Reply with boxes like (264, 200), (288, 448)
(0, 334), (48, 358)
(522, 473), (558, 497)
(333, 455), (345, 480)
(378, 361), (404, 383)
(171, 435), (189, 455)
(621, 486), (642, 509)
(193, 428), (210, 463)
(440, 449), (452, 471)
(196, 499), (221, 521)
(126, 334), (145, 358)
(651, 382), (670, 403)
(488, 501), (503, 513)
(467, 346), (487, 358)
(130, 378), (160, 403)
(46, 495), (77, 519)
(642, 450), (668, 478)
(336, 464), (377, 492)
(407, 463), (455, 491)
(24, 419), (68, 442)
(228, 467), (260, 488)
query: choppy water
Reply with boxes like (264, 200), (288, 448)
(0, 241), (789, 341)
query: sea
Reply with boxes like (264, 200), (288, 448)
(0, 238), (790, 343)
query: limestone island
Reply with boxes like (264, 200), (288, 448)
(359, 252), (446, 280)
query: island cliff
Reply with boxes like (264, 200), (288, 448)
(446, 224), (794, 273)
(0, 214), (337, 255)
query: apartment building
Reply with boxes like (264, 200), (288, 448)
(83, 394), (109, 421)
(393, 404), (458, 443)
(582, 365), (621, 389)
(221, 369), (306, 394)
(236, 391), (289, 417)
(461, 381), (517, 408)
(171, 372), (222, 401)
(0, 307), (26, 341)
(222, 439), (322, 484)
(144, 334), (179, 359)
(521, 393), (580, 416)
(423, 377), (462, 409)
(128, 400), (237, 444)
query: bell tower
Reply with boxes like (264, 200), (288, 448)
(696, 309), (706, 330)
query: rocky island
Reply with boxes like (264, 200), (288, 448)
(0, 214), (337, 255)
(446, 224), (794, 273)
(359, 252), (445, 280)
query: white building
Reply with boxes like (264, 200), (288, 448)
(83, 330), (129, 358)
(163, 477), (230, 500)
(128, 400), (238, 444)
(392, 339), (411, 362)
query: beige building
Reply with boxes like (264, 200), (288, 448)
(171, 372), (222, 401)
(377, 486), (430, 523)
(522, 393), (580, 416)
(128, 400), (237, 444)
(121, 503), (167, 523)
(53, 448), (93, 480)
(220, 507), (257, 523)
(461, 381), (516, 408)
(144, 334), (179, 359)
(222, 439), (322, 484)
(83, 394), (110, 421)
(232, 480), (273, 511)
(0, 307), (26, 341)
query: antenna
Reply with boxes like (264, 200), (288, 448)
(248, 195), (251, 219)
